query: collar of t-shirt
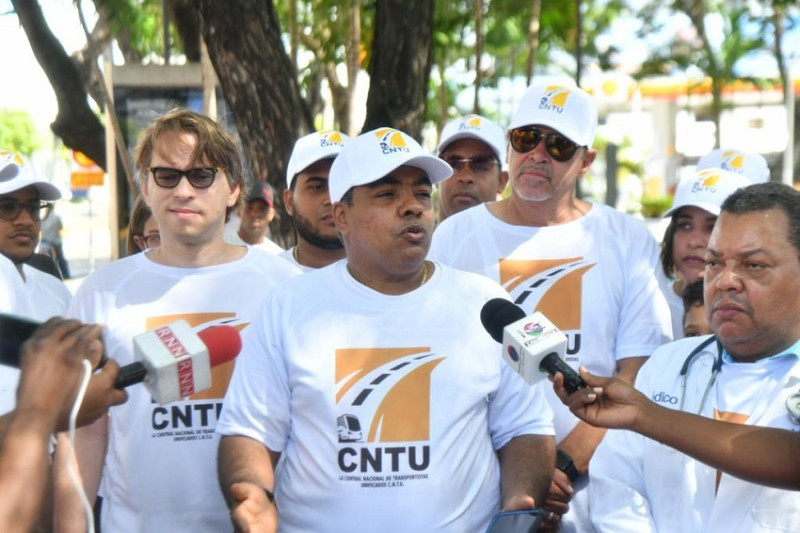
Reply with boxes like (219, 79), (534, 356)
(721, 337), (800, 364)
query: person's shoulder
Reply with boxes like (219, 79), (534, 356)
(648, 334), (716, 367)
(74, 254), (143, 293)
(435, 262), (507, 296)
(244, 247), (302, 277)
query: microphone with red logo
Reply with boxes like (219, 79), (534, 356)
(480, 298), (587, 394)
(114, 320), (241, 404)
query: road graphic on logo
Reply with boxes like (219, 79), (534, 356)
(335, 347), (445, 443)
(499, 257), (596, 332)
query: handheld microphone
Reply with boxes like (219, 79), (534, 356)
(480, 298), (587, 394)
(0, 313), (46, 366)
(0, 314), (242, 404)
(115, 320), (242, 404)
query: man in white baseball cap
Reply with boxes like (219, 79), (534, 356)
(217, 127), (556, 532)
(435, 114), (508, 221)
(280, 130), (350, 270)
(697, 148), (770, 184)
(430, 81), (672, 533)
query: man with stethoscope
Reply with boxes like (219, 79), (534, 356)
(588, 182), (800, 532)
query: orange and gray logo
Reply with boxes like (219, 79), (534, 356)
(318, 130), (346, 148)
(335, 347), (445, 443)
(717, 150), (747, 173)
(457, 114), (483, 132)
(539, 86), (572, 112)
(374, 128), (410, 154)
(499, 257), (596, 333)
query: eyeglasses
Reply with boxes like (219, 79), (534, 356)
(148, 167), (221, 189)
(0, 198), (52, 222)
(142, 233), (161, 248)
(441, 155), (500, 173)
(509, 127), (581, 162)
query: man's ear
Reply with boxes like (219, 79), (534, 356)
(283, 189), (294, 216)
(333, 201), (348, 236)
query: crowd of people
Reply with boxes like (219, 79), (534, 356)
(0, 79), (798, 533)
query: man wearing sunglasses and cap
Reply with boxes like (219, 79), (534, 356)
(58, 109), (299, 533)
(217, 127), (555, 532)
(435, 114), (509, 222)
(430, 81), (671, 532)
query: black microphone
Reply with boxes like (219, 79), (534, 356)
(480, 298), (587, 394)
(0, 313), (45, 367)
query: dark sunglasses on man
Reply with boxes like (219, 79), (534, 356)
(148, 167), (222, 189)
(509, 127), (581, 162)
(441, 155), (500, 174)
(0, 198), (52, 222)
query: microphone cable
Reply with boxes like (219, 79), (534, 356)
(65, 359), (96, 533)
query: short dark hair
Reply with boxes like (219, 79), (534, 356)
(720, 182), (800, 257)
(681, 278), (705, 313)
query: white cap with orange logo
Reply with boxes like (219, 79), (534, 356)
(663, 168), (751, 218)
(329, 128), (453, 203)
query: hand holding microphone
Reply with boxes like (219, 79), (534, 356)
(480, 298), (587, 394)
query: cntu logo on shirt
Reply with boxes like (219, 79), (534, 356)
(692, 169), (723, 192)
(374, 128), (410, 155)
(318, 130), (346, 148)
(538, 86), (571, 113)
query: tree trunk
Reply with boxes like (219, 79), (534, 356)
(526, 0), (542, 85)
(12, 0), (107, 169)
(362, 0), (434, 139)
(193, 0), (313, 244)
(472, 0), (483, 114)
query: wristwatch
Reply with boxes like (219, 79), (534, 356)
(556, 449), (581, 483)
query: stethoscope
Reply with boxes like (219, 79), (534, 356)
(679, 334), (800, 425)
(678, 335), (723, 414)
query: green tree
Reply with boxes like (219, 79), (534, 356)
(0, 109), (40, 156)
(637, 1), (768, 147)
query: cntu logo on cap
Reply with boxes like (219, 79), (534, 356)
(539, 86), (571, 113)
(719, 150), (745, 172)
(692, 169), (722, 192)
(319, 130), (345, 148)
(374, 128), (410, 155)
(457, 115), (483, 132)
(0, 151), (25, 166)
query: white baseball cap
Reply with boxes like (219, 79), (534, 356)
(436, 114), (506, 163)
(697, 149), (769, 184)
(508, 81), (598, 147)
(286, 130), (350, 189)
(663, 168), (751, 218)
(0, 151), (61, 200)
(329, 127), (454, 203)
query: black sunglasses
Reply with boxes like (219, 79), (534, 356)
(441, 155), (500, 173)
(509, 127), (581, 162)
(148, 167), (221, 189)
(0, 198), (52, 222)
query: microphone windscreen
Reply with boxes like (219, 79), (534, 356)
(197, 325), (242, 367)
(480, 298), (525, 342)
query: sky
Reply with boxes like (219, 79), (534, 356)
(1, 0), (799, 135)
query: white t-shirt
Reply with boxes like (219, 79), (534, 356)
(223, 216), (284, 254)
(69, 247), (300, 533)
(0, 259), (72, 414)
(429, 202), (672, 533)
(657, 269), (686, 339)
(218, 261), (554, 532)
(590, 337), (800, 532)
(277, 247), (314, 272)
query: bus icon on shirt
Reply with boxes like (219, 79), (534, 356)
(337, 414), (363, 442)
